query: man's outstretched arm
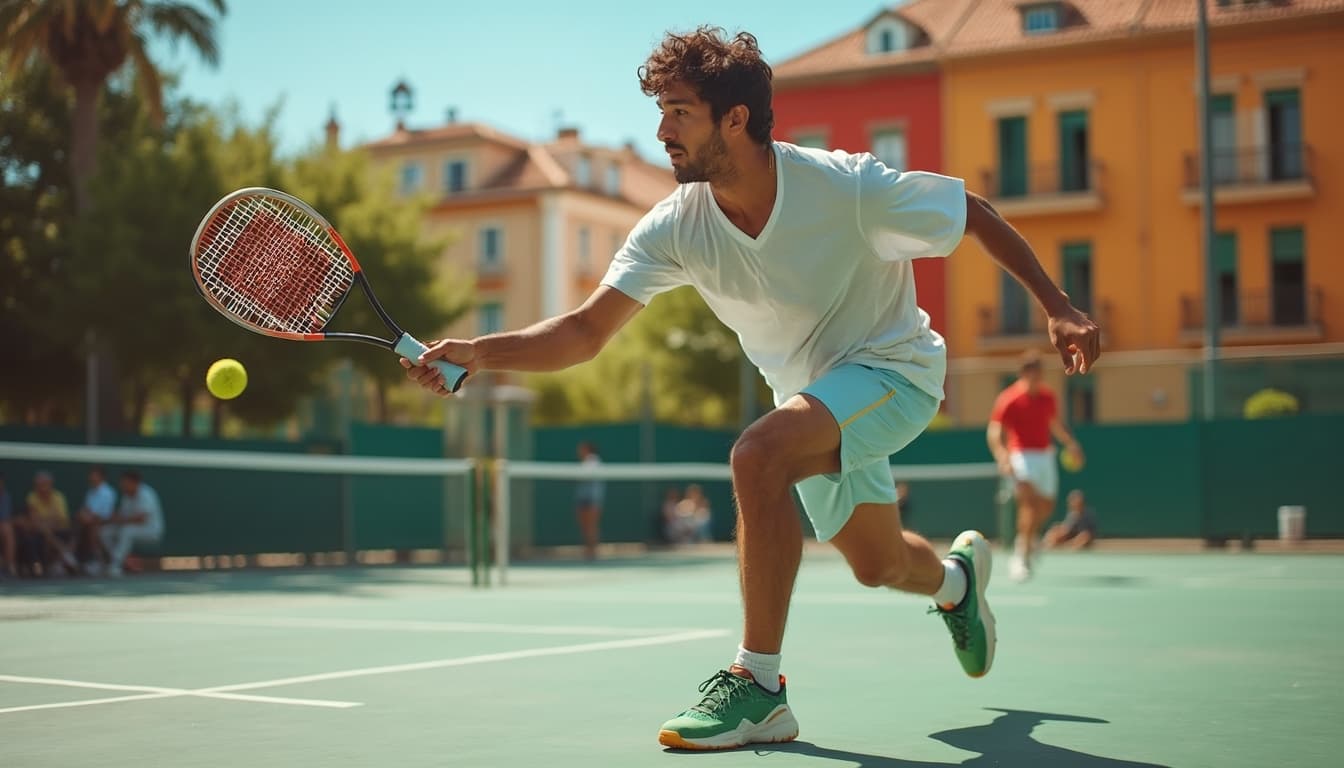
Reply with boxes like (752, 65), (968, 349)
(964, 191), (1101, 374)
(402, 286), (644, 395)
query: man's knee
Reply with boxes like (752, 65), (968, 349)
(730, 430), (789, 483)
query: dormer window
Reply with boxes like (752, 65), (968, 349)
(604, 164), (621, 196)
(1024, 3), (1060, 34)
(865, 18), (910, 54)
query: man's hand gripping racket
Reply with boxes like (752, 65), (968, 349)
(190, 187), (468, 393)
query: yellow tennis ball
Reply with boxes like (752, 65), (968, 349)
(206, 358), (248, 400)
(1061, 446), (1085, 473)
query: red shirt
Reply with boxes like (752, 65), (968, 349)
(989, 380), (1057, 451)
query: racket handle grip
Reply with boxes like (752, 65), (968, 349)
(394, 334), (468, 393)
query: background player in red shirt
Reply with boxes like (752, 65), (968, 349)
(987, 352), (1084, 581)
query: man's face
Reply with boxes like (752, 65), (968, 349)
(35, 475), (52, 497)
(1021, 365), (1043, 391)
(1068, 492), (1084, 512)
(656, 82), (732, 184)
(120, 477), (139, 497)
(88, 470), (103, 488)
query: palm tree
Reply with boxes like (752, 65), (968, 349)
(0, 0), (227, 212)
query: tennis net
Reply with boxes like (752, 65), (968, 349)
(489, 459), (1002, 585)
(0, 441), (481, 578)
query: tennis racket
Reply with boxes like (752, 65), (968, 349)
(190, 187), (467, 393)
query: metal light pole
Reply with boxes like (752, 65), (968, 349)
(1196, 0), (1219, 420)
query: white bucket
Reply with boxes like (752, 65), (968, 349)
(1277, 506), (1306, 542)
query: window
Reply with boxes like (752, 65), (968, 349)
(1062, 242), (1092, 315)
(871, 129), (907, 172)
(1210, 95), (1238, 184)
(604, 164), (621, 196)
(399, 161), (423, 194)
(577, 226), (591, 274)
(1000, 271), (1030, 334)
(1024, 4), (1059, 34)
(1214, 232), (1238, 326)
(479, 227), (503, 272)
(997, 116), (1028, 197)
(1265, 89), (1302, 181)
(793, 132), (828, 150)
(865, 20), (909, 54)
(576, 156), (592, 187)
(443, 160), (467, 194)
(1270, 227), (1306, 326)
(1058, 110), (1089, 192)
(478, 302), (503, 335)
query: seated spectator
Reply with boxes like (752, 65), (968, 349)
(1045, 489), (1097, 550)
(75, 465), (117, 574)
(667, 484), (712, 545)
(15, 470), (77, 576)
(0, 473), (15, 578)
(100, 470), (164, 577)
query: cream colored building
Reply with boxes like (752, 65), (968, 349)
(361, 117), (674, 344)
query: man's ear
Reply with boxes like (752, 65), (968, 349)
(721, 104), (750, 137)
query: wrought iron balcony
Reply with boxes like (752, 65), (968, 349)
(1182, 144), (1314, 203)
(979, 160), (1105, 217)
(1179, 287), (1323, 343)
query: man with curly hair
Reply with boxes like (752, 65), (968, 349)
(404, 26), (1100, 750)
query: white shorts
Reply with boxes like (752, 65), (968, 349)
(1010, 449), (1058, 499)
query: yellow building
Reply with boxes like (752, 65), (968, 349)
(359, 98), (673, 347)
(939, 0), (1344, 424)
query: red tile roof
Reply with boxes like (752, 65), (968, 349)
(774, 0), (1344, 83)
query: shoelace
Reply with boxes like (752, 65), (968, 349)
(930, 605), (970, 650)
(691, 670), (754, 714)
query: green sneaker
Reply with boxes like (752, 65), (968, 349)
(932, 530), (997, 678)
(657, 669), (799, 750)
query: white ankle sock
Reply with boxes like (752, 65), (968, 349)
(734, 645), (781, 693)
(931, 559), (968, 609)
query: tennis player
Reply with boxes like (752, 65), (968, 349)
(987, 351), (1085, 581)
(403, 27), (1100, 750)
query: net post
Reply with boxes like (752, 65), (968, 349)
(494, 459), (510, 586)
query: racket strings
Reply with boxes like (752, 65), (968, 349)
(195, 195), (355, 334)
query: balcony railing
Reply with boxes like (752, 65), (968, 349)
(1182, 143), (1314, 189)
(978, 299), (1111, 349)
(979, 160), (1105, 216)
(1179, 287), (1323, 341)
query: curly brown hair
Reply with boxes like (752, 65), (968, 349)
(638, 26), (774, 145)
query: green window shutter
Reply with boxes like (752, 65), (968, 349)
(1062, 242), (1092, 313)
(1058, 110), (1089, 192)
(1214, 232), (1237, 274)
(998, 116), (1028, 197)
(1270, 227), (1304, 265)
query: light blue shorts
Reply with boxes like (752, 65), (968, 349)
(795, 364), (940, 542)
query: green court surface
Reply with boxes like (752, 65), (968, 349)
(2, 548), (1342, 767)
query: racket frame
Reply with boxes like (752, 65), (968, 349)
(190, 187), (467, 392)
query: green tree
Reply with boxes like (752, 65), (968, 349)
(1, 0), (227, 212)
(529, 287), (768, 427)
(287, 145), (471, 422)
(2, 0), (227, 435)
(0, 57), (79, 423)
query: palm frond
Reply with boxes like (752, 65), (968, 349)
(0, 2), (58, 70)
(128, 31), (165, 124)
(143, 2), (220, 67)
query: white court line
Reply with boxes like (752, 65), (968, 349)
(479, 592), (1049, 607)
(51, 612), (701, 637)
(0, 692), (177, 715)
(0, 629), (727, 716)
(202, 629), (729, 695)
(0, 673), (362, 715)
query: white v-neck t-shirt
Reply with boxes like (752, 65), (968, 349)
(602, 142), (967, 404)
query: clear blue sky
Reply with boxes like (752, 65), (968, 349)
(151, 0), (890, 162)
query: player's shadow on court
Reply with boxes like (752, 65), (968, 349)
(668, 708), (1170, 767)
